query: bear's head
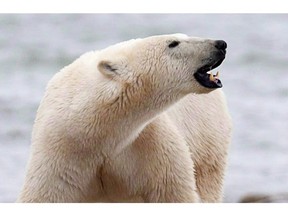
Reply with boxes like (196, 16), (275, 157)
(97, 34), (226, 107)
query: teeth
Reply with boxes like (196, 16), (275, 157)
(209, 71), (220, 82)
(209, 73), (215, 81)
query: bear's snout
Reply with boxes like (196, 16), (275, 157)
(214, 40), (227, 51)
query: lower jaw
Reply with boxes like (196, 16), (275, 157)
(194, 72), (222, 89)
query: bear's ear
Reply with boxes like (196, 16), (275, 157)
(98, 60), (119, 78)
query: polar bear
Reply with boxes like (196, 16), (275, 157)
(17, 34), (232, 203)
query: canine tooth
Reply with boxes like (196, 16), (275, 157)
(216, 71), (220, 78)
(209, 73), (215, 81)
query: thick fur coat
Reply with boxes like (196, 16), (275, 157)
(18, 34), (232, 202)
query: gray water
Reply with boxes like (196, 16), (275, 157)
(0, 14), (287, 203)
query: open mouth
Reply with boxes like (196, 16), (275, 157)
(194, 57), (225, 89)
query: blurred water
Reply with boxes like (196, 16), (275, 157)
(0, 14), (287, 202)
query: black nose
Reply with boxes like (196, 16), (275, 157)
(215, 40), (227, 50)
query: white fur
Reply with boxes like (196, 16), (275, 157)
(18, 34), (232, 203)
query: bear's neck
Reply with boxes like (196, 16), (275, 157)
(94, 82), (184, 155)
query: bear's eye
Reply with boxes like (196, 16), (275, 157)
(168, 41), (180, 48)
